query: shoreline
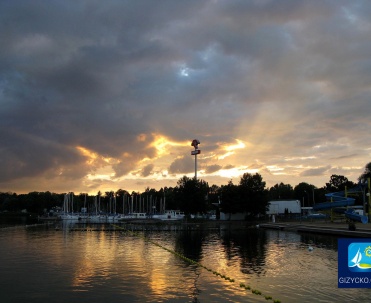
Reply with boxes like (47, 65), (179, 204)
(4, 214), (371, 237)
(259, 220), (371, 238)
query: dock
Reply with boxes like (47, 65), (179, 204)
(259, 221), (371, 238)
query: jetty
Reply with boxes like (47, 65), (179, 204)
(259, 221), (371, 238)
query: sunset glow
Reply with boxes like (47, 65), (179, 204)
(1, 1), (371, 194)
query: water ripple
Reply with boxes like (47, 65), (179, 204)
(0, 225), (370, 302)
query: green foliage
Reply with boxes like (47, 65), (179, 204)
(0, 192), (18, 211)
(268, 182), (294, 200)
(239, 173), (268, 216)
(359, 162), (371, 183)
(175, 176), (209, 214)
(294, 182), (317, 207)
(218, 173), (268, 218)
(219, 180), (241, 216)
(325, 174), (355, 192)
(321, 174), (365, 205)
(0, 191), (62, 213)
(1, 162), (370, 215)
(207, 184), (221, 207)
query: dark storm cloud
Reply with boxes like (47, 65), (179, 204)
(1, 0), (371, 193)
(0, 0), (210, 186)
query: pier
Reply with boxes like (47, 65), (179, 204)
(259, 221), (371, 238)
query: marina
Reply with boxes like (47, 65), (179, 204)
(2, 1), (371, 302)
(1, 218), (371, 302)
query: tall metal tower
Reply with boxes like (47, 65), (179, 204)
(191, 139), (201, 179)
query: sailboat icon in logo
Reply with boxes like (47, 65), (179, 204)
(348, 243), (371, 272)
(349, 248), (362, 268)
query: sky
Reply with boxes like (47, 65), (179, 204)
(1, 0), (371, 195)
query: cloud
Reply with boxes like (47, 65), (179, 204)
(205, 164), (222, 174)
(300, 166), (332, 177)
(141, 164), (154, 177)
(168, 157), (195, 175)
(1, 0), (371, 194)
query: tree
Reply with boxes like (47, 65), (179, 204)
(115, 189), (130, 213)
(359, 162), (371, 183)
(268, 183), (294, 200)
(219, 180), (240, 219)
(161, 186), (177, 210)
(325, 174), (355, 192)
(0, 192), (18, 212)
(294, 182), (318, 207)
(313, 187), (327, 204)
(175, 176), (208, 215)
(208, 184), (220, 206)
(239, 173), (268, 217)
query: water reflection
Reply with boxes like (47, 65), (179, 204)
(175, 229), (205, 262)
(0, 215), (38, 226)
(220, 228), (268, 276)
(299, 233), (339, 251)
(1, 221), (370, 303)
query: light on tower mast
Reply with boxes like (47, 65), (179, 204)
(191, 139), (201, 179)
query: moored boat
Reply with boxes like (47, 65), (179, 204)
(119, 212), (148, 221)
(152, 210), (185, 221)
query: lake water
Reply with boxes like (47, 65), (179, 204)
(0, 219), (369, 303)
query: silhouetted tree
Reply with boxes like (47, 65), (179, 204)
(294, 182), (317, 207)
(219, 180), (240, 219)
(239, 173), (268, 217)
(175, 176), (208, 215)
(325, 174), (355, 192)
(268, 182), (294, 200)
(359, 162), (371, 183)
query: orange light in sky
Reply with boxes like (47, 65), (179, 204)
(149, 134), (189, 157)
(218, 139), (246, 160)
(76, 146), (98, 165)
(77, 146), (118, 165)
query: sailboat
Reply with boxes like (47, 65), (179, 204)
(59, 193), (80, 220)
(150, 196), (185, 221)
(349, 248), (362, 267)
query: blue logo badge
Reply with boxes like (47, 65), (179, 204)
(348, 242), (371, 272)
(338, 238), (371, 288)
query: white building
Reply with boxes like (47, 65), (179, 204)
(267, 200), (301, 215)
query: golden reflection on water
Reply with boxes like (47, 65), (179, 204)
(72, 259), (97, 290)
(149, 269), (168, 296)
(71, 231), (117, 288)
(4, 225), (371, 302)
(202, 241), (235, 276)
(64, 230), (192, 298)
(21, 226), (329, 302)
(264, 243), (288, 277)
(21, 227), (219, 299)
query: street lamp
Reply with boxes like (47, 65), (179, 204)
(191, 139), (201, 179)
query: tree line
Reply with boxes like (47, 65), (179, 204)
(1, 162), (371, 218)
